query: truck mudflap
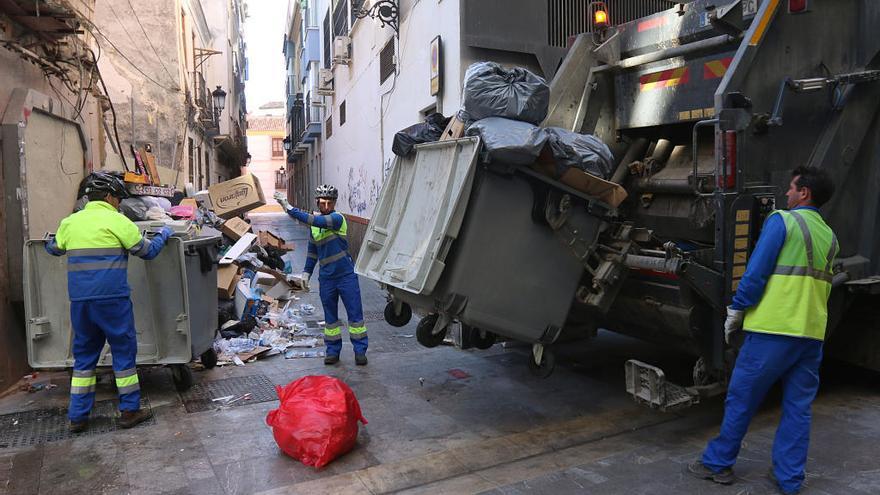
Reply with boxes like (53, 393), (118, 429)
(625, 359), (724, 412)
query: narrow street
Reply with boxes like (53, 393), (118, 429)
(0, 214), (877, 495)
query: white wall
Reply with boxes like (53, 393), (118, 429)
(319, 0), (462, 218)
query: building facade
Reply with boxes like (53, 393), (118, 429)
(0, 0), (248, 390)
(246, 110), (287, 211)
(283, 0), (669, 255)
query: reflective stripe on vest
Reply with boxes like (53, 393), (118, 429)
(743, 209), (838, 341)
(311, 216), (350, 266)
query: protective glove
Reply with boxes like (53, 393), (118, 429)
(724, 306), (745, 344)
(160, 226), (174, 239)
(300, 272), (310, 291)
(273, 191), (291, 211)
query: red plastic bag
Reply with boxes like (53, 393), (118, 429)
(266, 376), (367, 468)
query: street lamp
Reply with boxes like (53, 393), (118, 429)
(283, 136), (292, 151)
(212, 86), (227, 124)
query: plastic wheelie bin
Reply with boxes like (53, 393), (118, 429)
(355, 137), (607, 375)
(23, 235), (221, 391)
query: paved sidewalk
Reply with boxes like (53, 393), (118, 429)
(0, 214), (877, 494)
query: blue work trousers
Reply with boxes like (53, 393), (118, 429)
(68, 298), (141, 422)
(702, 331), (823, 494)
(319, 272), (368, 356)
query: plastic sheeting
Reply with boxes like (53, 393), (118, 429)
(391, 113), (450, 157)
(465, 117), (548, 165)
(462, 62), (550, 125)
(544, 127), (615, 180)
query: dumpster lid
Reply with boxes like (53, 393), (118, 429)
(355, 137), (481, 295)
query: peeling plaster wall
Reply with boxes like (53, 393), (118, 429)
(93, 0), (187, 185)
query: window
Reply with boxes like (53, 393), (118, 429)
(323, 12), (331, 69)
(204, 149), (210, 186)
(350, 0), (365, 26)
(339, 100), (346, 126)
(379, 38), (395, 83)
(332, 0), (349, 37)
(326, 115), (333, 139)
(197, 145), (203, 189)
(272, 137), (284, 158)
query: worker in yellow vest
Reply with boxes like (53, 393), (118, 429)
(45, 172), (173, 432)
(689, 167), (838, 494)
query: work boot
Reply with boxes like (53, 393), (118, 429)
(768, 468), (801, 495)
(69, 420), (88, 433)
(355, 354), (368, 366)
(687, 460), (735, 485)
(118, 409), (153, 429)
(324, 355), (340, 365)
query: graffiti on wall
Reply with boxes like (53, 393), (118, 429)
(347, 166), (381, 216)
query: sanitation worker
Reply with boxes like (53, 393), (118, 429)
(689, 166), (838, 495)
(274, 185), (368, 366)
(45, 172), (173, 432)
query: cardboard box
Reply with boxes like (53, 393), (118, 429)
(208, 173), (266, 218)
(257, 230), (285, 249)
(179, 198), (198, 209)
(221, 217), (252, 241)
(440, 115), (466, 141)
(531, 161), (628, 208)
(217, 265), (241, 299)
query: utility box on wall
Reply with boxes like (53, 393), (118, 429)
(1, 88), (90, 301)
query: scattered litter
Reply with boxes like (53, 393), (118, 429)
(300, 304), (316, 316)
(285, 348), (326, 359)
(394, 334), (414, 338)
(447, 369), (471, 380)
(212, 395), (235, 403)
(419, 377), (425, 387)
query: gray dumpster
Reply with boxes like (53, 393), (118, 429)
(356, 138), (603, 359)
(23, 235), (220, 389)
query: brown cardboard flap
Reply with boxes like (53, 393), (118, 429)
(220, 217), (252, 241)
(531, 161), (628, 208)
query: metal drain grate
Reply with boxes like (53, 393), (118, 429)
(363, 310), (386, 322)
(179, 374), (278, 413)
(0, 398), (155, 448)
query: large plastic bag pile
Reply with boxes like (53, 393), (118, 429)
(463, 62), (550, 125)
(465, 118), (548, 165)
(454, 61), (616, 181)
(544, 127), (614, 179)
(391, 113), (451, 157)
(266, 376), (367, 468)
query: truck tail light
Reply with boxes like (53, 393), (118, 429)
(719, 131), (737, 189)
(789, 0), (808, 13)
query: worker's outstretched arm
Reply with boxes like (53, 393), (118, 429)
(114, 216), (174, 261)
(44, 221), (69, 256)
(731, 213), (786, 310)
(285, 207), (344, 230)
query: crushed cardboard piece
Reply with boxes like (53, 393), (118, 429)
(237, 346), (271, 362)
(218, 265), (241, 299)
(440, 115), (466, 141)
(257, 230), (287, 250)
(221, 217), (253, 241)
(208, 173), (266, 218)
(531, 161), (628, 208)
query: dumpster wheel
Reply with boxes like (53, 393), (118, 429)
(171, 364), (194, 392)
(384, 301), (413, 327)
(469, 327), (496, 350)
(528, 344), (556, 379)
(416, 314), (447, 348)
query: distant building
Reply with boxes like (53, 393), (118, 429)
(246, 114), (287, 210)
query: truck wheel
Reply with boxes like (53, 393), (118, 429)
(416, 314), (447, 348)
(171, 364), (194, 392)
(472, 329), (496, 350)
(528, 349), (556, 378)
(201, 348), (218, 370)
(384, 301), (413, 327)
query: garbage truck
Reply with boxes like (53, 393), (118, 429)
(356, 0), (880, 410)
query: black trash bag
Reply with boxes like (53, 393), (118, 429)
(544, 127), (615, 180)
(219, 316), (258, 339)
(391, 113), (451, 157)
(465, 117), (548, 165)
(463, 62), (550, 125)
